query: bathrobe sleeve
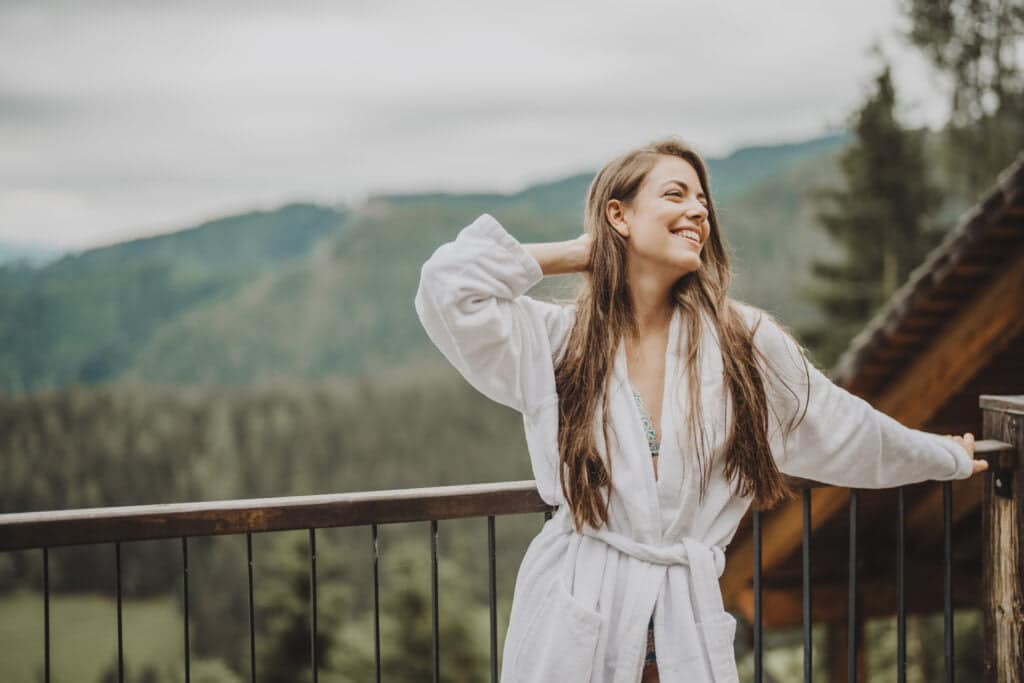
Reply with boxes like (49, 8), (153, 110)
(414, 213), (568, 417)
(746, 305), (975, 487)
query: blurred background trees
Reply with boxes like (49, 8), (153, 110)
(903, 0), (1024, 195)
(801, 62), (945, 366)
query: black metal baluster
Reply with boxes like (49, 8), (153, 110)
(848, 489), (858, 683)
(753, 509), (763, 683)
(372, 523), (381, 683)
(309, 529), (318, 683)
(802, 489), (812, 682)
(247, 532), (256, 683)
(183, 537), (191, 683)
(43, 547), (50, 683)
(944, 481), (954, 683)
(431, 519), (440, 683)
(488, 516), (498, 683)
(897, 487), (906, 683)
(116, 542), (124, 683)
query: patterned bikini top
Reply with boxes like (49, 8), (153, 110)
(628, 382), (660, 457)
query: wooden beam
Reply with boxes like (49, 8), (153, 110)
(722, 488), (849, 604)
(905, 476), (983, 548)
(732, 575), (979, 629)
(874, 248), (1024, 423)
(828, 618), (867, 683)
(722, 251), (1024, 610)
(981, 397), (1024, 683)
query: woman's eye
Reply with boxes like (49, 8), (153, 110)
(666, 191), (682, 197)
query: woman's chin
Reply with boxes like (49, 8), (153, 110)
(673, 254), (701, 275)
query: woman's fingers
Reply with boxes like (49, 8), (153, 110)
(949, 432), (987, 475)
(963, 432), (986, 473)
(945, 432), (987, 476)
(949, 433), (974, 450)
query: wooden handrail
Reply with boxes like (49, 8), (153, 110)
(0, 480), (551, 551)
(0, 440), (1011, 553)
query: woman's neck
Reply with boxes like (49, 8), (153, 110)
(627, 266), (676, 339)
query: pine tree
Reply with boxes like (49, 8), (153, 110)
(328, 537), (489, 683)
(256, 533), (347, 683)
(802, 62), (944, 367)
(902, 0), (1024, 197)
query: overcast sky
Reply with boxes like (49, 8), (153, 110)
(1, 0), (949, 250)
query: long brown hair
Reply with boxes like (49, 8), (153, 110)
(554, 137), (810, 533)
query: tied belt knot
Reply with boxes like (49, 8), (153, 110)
(554, 507), (727, 580)
(553, 507), (738, 682)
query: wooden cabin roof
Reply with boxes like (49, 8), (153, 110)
(722, 151), (1024, 627)
(832, 151), (1024, 413)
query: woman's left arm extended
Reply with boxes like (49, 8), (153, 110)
(750, 309), (987, 488)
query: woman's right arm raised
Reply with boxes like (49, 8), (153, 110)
(414, 213), (589, 415)
(523, 232), (591, 276)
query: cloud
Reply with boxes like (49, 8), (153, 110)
(0, 0), (946, 248)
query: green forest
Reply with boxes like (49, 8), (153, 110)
(0, 370), (987, 682)
(0, 134), (850, 396)
(2, 0), (1022, 678)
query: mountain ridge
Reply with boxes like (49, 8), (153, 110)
(0, 133), (853, 394)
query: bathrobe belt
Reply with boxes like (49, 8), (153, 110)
(555, 509), (734, 680)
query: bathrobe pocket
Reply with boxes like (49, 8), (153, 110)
(508, 577), (603, 683)
(697, 611), (739, 682)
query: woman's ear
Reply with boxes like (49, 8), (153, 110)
(605, 199), (630, 238)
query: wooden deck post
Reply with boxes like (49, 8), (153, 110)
(826, 617), (867, 683)
(980, 395), (1023, 683)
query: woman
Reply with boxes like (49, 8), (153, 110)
(414, 137), (985, 683)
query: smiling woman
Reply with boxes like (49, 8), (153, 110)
(416, 136), (982, 683)
(604, 155), (711, 279)
(428, 127), (987, 679)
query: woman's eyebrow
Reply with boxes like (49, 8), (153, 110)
(662, 179), (706, 200)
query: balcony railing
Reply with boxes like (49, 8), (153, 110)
(1, 395), (1020, 683)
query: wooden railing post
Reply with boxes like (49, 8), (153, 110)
(980, 395), (1023, 683)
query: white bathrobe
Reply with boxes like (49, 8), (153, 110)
(413, 213), (974, 683)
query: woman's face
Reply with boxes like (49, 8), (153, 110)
(606, 154), (710, 277)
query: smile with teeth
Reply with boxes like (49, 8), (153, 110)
(671, 228), (702, 245)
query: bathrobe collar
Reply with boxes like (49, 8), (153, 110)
(608, 305), (723, 543)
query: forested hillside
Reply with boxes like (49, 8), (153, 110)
(0, 133), (851, 395)
(0, 370), (542, 681)
(0, 203), (349, 393)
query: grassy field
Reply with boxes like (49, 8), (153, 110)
(0, 590), (184, 683)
